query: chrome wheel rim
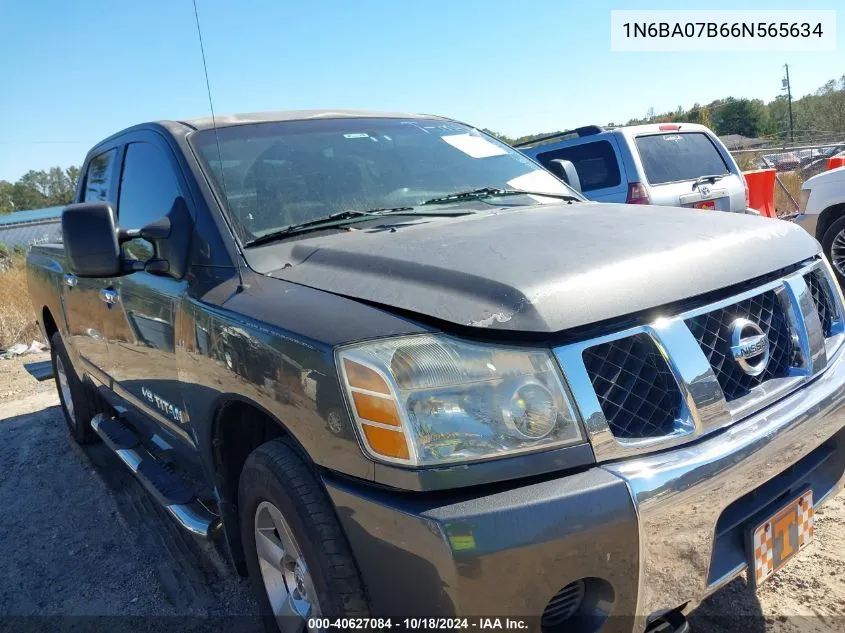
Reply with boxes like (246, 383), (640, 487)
(832, 230), (845, 277)
(55, 355), (75, 425)
(254, 501), (320, 631)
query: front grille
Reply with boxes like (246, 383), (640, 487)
(582, 334), (682, 439)
(558, 262), (844, 460)
(805, 270), (836, 337)
(686, 290), (793, 402)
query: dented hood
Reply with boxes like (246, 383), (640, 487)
(252, 203), (820, 333)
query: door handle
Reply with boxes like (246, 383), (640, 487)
(100, 288), (119, 305)
(64, 274), (77, 288)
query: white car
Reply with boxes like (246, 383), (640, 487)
(795, 165), (845, 282)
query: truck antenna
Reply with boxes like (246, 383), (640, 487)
(192, 0), (246, 291)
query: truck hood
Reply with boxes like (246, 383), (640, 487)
(254, 203), (820, 333)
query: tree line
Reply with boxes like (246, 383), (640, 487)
(3, 75), (843, 213)
(489, 75), (845, 147)
(0, 166), (80, 215)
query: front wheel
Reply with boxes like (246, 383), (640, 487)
(238, 439), (368, 632)
(821, 215), (845, 286)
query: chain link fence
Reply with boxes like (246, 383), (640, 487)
(730, 140), (845, 217)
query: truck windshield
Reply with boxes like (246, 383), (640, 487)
(190, 117), (572, 242)
(635, 132), (730, 185)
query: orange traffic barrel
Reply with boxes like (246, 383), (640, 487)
(743, 169), (776, 218)
(827, 156), (845, 171)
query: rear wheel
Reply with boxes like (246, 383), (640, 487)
(238, 439), (368, 632)
(50, 331), (99, 444)
(821, 215), (845, 286)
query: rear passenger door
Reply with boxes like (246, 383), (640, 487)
(103, 136), (197, 453)
(62, 148), (121, 383)
(535, 139), (628, 202)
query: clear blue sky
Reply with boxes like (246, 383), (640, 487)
(0, 0), (842, 182)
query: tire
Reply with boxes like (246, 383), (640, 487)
(50, 331), (99, 444)
(821, 215), (845, 286)
(238, 438), (368, 632)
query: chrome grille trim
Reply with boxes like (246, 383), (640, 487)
(582, 333), (683, 439)
(685, 288), (795, 400)
(555, 259), (845, 462)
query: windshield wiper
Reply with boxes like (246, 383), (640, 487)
(243, 207), (471, 248)
(420, 187), (581, 206)
(691, 175), (725, 190)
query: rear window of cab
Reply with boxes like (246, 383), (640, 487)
(635, 132), (730, 185)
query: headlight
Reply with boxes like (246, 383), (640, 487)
(798, 189), (810, 213)
(336, 335), (584, 466)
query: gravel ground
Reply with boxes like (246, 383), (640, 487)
(1, 356), (844, 632)
(0, 355), (259, 633)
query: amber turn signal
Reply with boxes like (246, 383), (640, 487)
(361, 424), (410, 460)
(343, 358), (391, 394)
(351, 391), (401, 427)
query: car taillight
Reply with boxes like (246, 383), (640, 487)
(658, 124), (680, 131)
(626, 182), (650, 204)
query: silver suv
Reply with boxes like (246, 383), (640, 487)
(517, 122), (751, 213)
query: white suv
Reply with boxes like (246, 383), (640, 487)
(795, 165), (845, 282)
(517, 123), (751, 213)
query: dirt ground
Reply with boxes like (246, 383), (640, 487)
(1, 355), (844, 632)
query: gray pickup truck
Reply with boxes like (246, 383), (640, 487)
(26, 110), (845, 633)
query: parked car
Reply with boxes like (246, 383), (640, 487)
(517, 123), (752, 213)
(27, 110), (845, 633)
(775, 153), (801, 172)
(794, 165), (845, 282)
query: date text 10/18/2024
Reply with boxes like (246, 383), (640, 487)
(307, 619), (530, 630)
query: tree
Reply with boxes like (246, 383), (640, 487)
(0, 181), (13, 215)
(11, 182), (48, 211)
(66, 166), (80, 193)
(18, 170), (51, 198)
(6, 166), (80, 210)
(713, 98), (765, 137)
(677, 103), (713, 128)
(45, 166), (76, 205)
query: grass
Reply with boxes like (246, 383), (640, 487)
(0, 255), (39, 350)
(775, 170), (803, 216)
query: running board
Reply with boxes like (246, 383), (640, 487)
(91, 414), (221, 539)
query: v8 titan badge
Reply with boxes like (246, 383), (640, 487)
(750, 490), (814, 587)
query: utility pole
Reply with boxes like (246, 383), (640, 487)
(782, 64), (794, 144)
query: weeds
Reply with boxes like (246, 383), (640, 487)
(775, 171), (803, 216)
(0, 254), (39, 350)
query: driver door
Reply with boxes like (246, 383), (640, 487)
(99, 137), (197, 456)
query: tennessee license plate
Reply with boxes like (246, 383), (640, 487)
(749, 490), (814, 588)
(694, 200), (716, 210)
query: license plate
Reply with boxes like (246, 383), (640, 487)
(694, 200), (716, 210)
(749, 490), (814, 587)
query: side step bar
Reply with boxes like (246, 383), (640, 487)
(91, 414), (221, 539)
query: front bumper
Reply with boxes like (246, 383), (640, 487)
(792, 211), (819, 239)
(604, 330), (845, 620)
(325, 347), (845, 631)
(325, 466), (640, 629)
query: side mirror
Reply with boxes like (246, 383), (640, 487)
(549, 159), (582, 194)
(62, 202), (122, 277)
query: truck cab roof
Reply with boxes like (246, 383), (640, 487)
(173, 109), (442, 131)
